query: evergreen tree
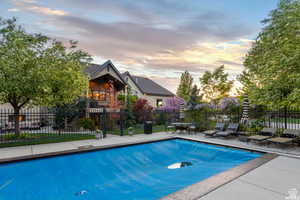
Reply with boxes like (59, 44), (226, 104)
(187, 85), (201, 110)
(176, 70), (193, 101)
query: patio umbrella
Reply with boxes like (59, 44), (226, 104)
(179, 102), (185, 121)
(240, 94), (250, 124)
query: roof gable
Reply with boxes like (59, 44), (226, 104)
(85, 60), (126, 85)
(122, 72), (174, 97)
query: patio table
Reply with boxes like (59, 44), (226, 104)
(172, 122), (193, 133)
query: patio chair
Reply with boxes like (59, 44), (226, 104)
(188, 123), (197, 135)
(203, 122), (225, 137)
(267, 129), (300, 146)
(247, 127), (276, 142)
(165, 122), (175, 134)
(215, 123), (239, 137)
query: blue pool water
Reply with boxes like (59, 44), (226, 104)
(0, 139), (261, 200)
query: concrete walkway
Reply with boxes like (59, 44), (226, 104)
(0, 132), (299, 199)
(173, 134), (300, 199)
(199, 156), (300, 200)
(0, 133), (171, 160)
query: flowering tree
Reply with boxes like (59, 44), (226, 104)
(218, 97), (241, 122)
(219, 97), (240, 112)
(133, 98), (153, 123)
(194, 103), (217, 110)
(158, 97), (185, 112)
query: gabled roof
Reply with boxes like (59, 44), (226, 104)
(122, 71), (174, 97)
(85, 60), (126, 85)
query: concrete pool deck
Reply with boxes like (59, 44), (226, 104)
(0, 132), (299, 199)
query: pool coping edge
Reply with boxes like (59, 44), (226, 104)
(0, 136), (274, 164)
(0, 136), (175, 164)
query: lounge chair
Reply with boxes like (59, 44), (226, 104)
(267, 129), (300, 146)
(215, 123), (239, 137)
(203, 122), (225, 136)
(247, 127), (276, 142)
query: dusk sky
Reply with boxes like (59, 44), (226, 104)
(1, 0), (279, 93)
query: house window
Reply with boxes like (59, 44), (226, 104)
(157, 99), (163, 107)
(90, 90), (107, 101)
(9, 115), (26, 122)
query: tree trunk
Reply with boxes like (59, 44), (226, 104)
(13, 107), (21, 136)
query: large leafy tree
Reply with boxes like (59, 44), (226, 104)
(0, 18), (91, 135)
(240, 0), (300, 108)
(199, 65), (233, 104)
(176, 70), (193, 101)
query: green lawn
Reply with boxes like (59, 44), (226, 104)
(0, 133), (95, 148)
(0, 125), (167, 148)
(269, 118), (300, 124)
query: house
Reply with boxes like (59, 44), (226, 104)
(122, 71), (175, 108)
(0, 60), (172, 113)
(84, 60), (127, 112)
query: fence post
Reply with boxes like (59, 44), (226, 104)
(284, 106), (288, 129)
(101, 108), (107, 138)
(120, 109), (124, 136)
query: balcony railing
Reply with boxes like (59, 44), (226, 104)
(89, 99), (110, 108)
(88, 89), (111, 108)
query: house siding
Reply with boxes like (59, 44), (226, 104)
(126, 76), (143, 97)
(140, 94), (171, 108)
(124, 75), (172, 108)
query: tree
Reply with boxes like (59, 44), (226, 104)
(133, 98), (153, 123)
(240, 0), (300, 108)
(118, 88), (138, 127)
(187, 85), (201, 110)
(176, 70), (193, 101)
(157, 96), (185, 112)
(0, 18), (91, 135)
(199, 65), (233, 104)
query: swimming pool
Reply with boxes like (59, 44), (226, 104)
(0, 139), (261, 200)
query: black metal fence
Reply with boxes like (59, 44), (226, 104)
(1, 105), (299, 145)
(183, 106), (300, 131)
(256, 107), (300, 130)
(0, 108), (96, 145)
(0, 107), (180, 145)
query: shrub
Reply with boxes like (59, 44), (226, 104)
(133, 98), (153, 123)
(185, 105), (213, 131)
(127, 127), (134, 135)
(154, 111), (168, 125)
(79, 118), (95, 131)
(246, 119), (264, 133)
(4, 133), (38, 141)
(52, 97), (98, 129)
